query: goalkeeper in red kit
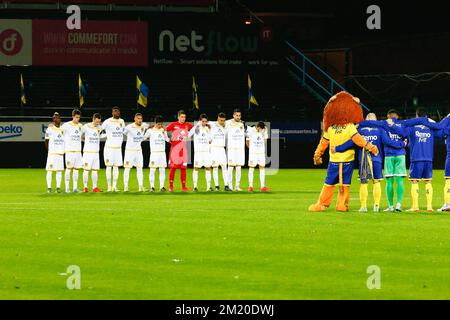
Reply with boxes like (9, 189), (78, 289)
(166, 110), (194, 192)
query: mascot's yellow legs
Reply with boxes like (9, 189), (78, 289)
(308, 185), (350, 212)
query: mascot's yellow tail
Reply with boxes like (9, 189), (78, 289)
(336, 186), (350, 212)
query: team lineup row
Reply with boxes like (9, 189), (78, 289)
(310, 107), (450, 212)
(45, 107), (270, 193)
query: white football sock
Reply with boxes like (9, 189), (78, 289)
(92, 170), (98, 189)
(213, 167), (219, 187)
(83, 170), (89, 188)
(137, 167), (143, 189)
(46, 171), (52, 189)
(56, 171), (62, 188)
(113, 166), (119, 188)
(65, 169), (71, 191)
(236, 166), (242, 188)
(248, 167), (254, 187)
(150, 168), (156, 188)
(222, 166), (228, 186)
(123, 168), (130, 189)
(206, 170), (211, 189)
(193, 170), (199, 188)
(72, 170), (79, 190)
(106, 166), (112, 188)
(260, 168), (265, 188)
(159, 168), (165, 189)
(228, 166), (234, 189)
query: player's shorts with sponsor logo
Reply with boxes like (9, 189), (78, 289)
(104, 146), (123, 167)
(194, 151), (212, 168)
(82, 152), (100, 171)
(227, 148), (245, 166)
(149, 151), (167, 168)
(124, 150), (143, 168)
(65, 151), (82, 169)
(248, 152), (266, 167)
(325, 161), (355, 186)
(210, 146), (227, 167)
(46, 154), (64, 171)
(409, 161), (433, 180)
(384, 155), (406, 177)
(359, 160), (383, 181)
(445, 156), (450, 178)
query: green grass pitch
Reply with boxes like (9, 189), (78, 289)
(1, 168), (450, 299)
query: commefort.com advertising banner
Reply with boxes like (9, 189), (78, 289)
(0, 19), (148, 66)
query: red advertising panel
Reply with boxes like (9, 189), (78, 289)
(32, 20), (148, 66)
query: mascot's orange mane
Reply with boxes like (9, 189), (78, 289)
(323, 91), (364, 131)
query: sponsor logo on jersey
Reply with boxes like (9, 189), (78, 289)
(415, 130), (431, 142)
(363, 135), (378, 142)
(388, 132), (402, 140)
(415, 131), (431, 138)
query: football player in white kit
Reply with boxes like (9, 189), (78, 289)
(189, 114), (213, 192)
(101, 106), (125, 192)
(246, 121), (270, 192)
(81, 113), (102, 193)
(44, 112), (64, 193)
(226, 109), (246, 191)
(123, 113), (149, 192)
(209, 112), (230, 191)
(144, 115), (170, 192)
(62, 109), (83, 193)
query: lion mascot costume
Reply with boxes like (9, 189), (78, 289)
(308, 91), (379, 212)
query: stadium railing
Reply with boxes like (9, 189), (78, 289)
(285, 40), (370, 111)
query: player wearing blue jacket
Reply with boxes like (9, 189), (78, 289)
(333, 113), (404, 212)
(384, 108), (445, 212)
(356, 109), (432, 212)
(434, 116), (450, 211)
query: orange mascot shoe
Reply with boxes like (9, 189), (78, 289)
(308, 185), (335, 212)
